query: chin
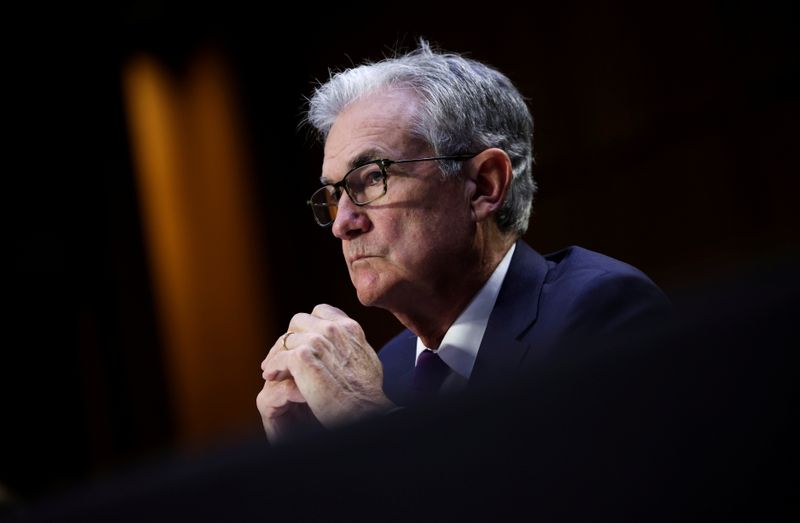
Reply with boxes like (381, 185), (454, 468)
(354, 282), (385, 307)
(355, 291), (377, 307)
(351, 273), (394, 309)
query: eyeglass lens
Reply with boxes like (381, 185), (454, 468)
(309, 163), (386, 225)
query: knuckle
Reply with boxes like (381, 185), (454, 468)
(312, 303), (330, 315)
(288, 312), (307, 329)
(267, 338), (283, 354)
(296, 345), (319, 364)
(279, 379), (297, 395)
(323, 322), (339, 338)
(307, 333), (326, 350)
(257, 382), (286, 408)
(340, 318), (361, 336)
(256, 389), (268, 408)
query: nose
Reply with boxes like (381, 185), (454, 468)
(332, 192), (372, 240)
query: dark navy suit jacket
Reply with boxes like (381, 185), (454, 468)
(379, 241), (671, 405)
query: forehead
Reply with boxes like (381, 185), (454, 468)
(322, 89), (422, 181)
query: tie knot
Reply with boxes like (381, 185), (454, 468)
(414, 350), (451, 399)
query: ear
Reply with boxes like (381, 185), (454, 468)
(468, 148), (512, 223)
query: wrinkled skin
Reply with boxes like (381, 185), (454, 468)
(257, 304), (393, 442)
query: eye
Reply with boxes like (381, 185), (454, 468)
(365, 169), (384, 186)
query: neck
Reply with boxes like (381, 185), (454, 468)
(393, 230), (516, 349)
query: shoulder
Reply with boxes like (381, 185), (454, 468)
(509, 242), (668, 307)
(537, 245), (671, 337)
(542, 245), (655, 283)
(540, 246), (664, 298)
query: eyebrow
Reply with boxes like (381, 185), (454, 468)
(319, 148), (385, 185)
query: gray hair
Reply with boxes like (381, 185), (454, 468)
(305, 40), (536, 236)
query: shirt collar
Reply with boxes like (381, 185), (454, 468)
(416, 243), (516, 379)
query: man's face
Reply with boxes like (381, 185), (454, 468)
(322, 89), (476, 313)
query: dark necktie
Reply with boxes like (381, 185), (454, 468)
(414, 350), (451, 399)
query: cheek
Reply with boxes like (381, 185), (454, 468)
(384, 217), (428, 262)
(390, 224), (461, 279)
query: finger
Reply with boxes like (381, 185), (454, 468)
(260, 336), (286, 371)
(287, 312), (330, 335)
(263, 335), (325, 380)
(260, 399), (297, 428)
(263, 348), (294, 381)
(311, 303), (349, 321)
(261, 307), (343, 373)
(303, 306), (366, 354)
(261, 402), (323, 443)
(280, 331), (300, 351)
(264, 341), (335, 404)
(282, 348), (336, 400)
(257, 385), (291, 422)
(258, 378), (306, 407)
(288, 310), (358, 342)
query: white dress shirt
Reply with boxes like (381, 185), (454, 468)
(415, 243), (516, 393)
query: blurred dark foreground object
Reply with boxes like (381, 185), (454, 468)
(6, 258), (798, 522)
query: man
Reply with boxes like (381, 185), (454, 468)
(257, 41), (669, 442)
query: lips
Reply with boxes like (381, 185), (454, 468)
(346, 243), (385, 265)
(349, 254), (377, 264)
(347, 248), (382, 265)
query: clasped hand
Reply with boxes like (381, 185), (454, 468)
(257, 304), (394, 442)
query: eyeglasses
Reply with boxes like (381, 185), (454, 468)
(307, 154), (477, 226)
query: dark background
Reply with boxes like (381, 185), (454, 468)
(4, 0), (798, 511)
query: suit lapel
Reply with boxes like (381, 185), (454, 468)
(380, 331), (418, 406)
(469, 241), (549, 391)
(381, 242), (549, 402)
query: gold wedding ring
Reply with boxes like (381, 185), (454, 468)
(282, 332), (294, 350)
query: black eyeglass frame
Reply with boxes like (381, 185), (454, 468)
(307, 153), (478, 226)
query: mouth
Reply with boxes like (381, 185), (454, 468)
(346, 244), (384, 265)
(350, 255), (377, 264)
